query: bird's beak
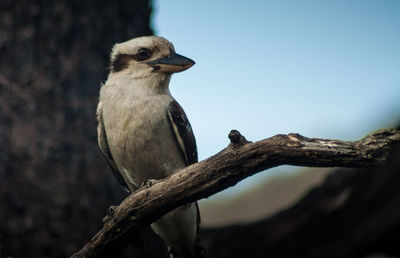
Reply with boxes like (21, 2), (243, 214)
(146, 53), (195, 73)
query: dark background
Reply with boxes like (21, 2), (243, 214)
(0, 0), (156, 257)
(1, 1), (399, 257)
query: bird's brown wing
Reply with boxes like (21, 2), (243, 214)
(167, 100), (206, 257)
(97, 104), (130, 192)
(167, 100), (198, 165)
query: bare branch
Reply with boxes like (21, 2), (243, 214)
(71, 129), (400, 258)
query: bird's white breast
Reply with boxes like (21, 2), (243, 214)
(99, 81), (185, 190)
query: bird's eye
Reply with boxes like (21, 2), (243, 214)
(134, 48), (152, 61)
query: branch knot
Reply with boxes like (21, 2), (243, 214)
(229, 130), (250, 146)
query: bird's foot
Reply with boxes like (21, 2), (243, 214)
(141, 179), (161, 188)
(102, 205), (118, 223)
(168, 246), (178, 258)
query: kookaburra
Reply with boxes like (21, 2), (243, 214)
(96, 36), (205, 257)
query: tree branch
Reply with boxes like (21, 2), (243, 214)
(202, 143), (400, 257)
(71, 129), (400, 258)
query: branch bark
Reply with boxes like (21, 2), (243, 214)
(71, 129), (400, 258)
(202, 142), (400, 257)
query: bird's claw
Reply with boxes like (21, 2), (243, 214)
(141, 179), (161, 188)
(102, 205), (118, 223)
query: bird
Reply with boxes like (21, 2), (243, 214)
(96, 36), (205, 258)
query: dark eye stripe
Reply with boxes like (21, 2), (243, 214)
(111, 54), (132, 72)
(110, 48), (153, 72)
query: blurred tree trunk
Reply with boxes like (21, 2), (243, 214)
(0, 1), (169, 257)
(201, 142), (400, 258)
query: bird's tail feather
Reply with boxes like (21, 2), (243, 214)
(193, 238), (207, 258)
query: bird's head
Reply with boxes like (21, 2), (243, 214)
(109, 36), (195, 80)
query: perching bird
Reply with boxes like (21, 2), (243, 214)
(96, 36), (205, 258)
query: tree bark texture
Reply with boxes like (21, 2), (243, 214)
(71, 129), (400, 258)
(0, 1), (155, 257)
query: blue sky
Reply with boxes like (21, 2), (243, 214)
(153, 1), (400, 197)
